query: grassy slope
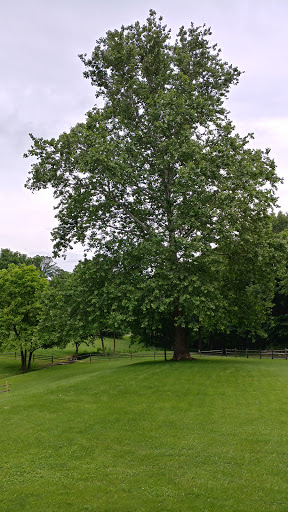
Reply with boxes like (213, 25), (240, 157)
(32, 336), (148, 357)
(88, 335), (151, 353)
(0, 357), (287, 511)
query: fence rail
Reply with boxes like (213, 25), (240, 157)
(0, 352), (77, 365)
(198, 348), (288, 359)
(0, 381), (10, 394)
(0, 348), (287, 364)
(76, 351), (175, 362)
(78, 348), (288, 361)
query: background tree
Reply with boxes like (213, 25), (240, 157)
(0, 264), (48, 370)
(271, 211), (288, 234)
(0, 248), (31, 269)
(265, 211), (288, 348)
(37, 255), (63, 279)
(201, 213), (288, 351)
(72, 255), (129, 354)
(38, 255), (127, 355)
(0, 248), (62, 279)
(38, 271), (93, 355)
(25, 11), (280, 359)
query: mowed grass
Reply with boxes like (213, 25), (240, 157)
(0, 357), (287, 512)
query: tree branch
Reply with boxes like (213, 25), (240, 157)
(13, 324), (20, 337)
(108, 192), (154, 235)
(121, 204), (152, 234)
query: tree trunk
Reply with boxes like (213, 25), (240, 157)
(172, 305), (191, 360)
(198, 324), (203, 352)
(27, 351), (33, 370)
(100, 330), (106, 356)
(21, 349), (27, 371)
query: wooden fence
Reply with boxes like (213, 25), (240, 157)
(0, 381), (10, 394)
(197, 348), (288, 359)
(76, 351), (175, 362)
(0, 348), (287, 365)
(77, 348), (288, 361)
(0, 352), (77, 365)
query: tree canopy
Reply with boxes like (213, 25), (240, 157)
(25, 11), (281, 359)
(0, 248), (62, 279)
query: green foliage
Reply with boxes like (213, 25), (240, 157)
(0, 264), (48, 369)
(38, 271), (92, 353)
(263, 211), (288, 346)
(0, 248), (32, 269)
(0, 248), (62, 278)
(25, 11), (281, 358)
(73, 254), (128, 334)
(271, 211), (288, 234)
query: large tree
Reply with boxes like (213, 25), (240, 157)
(25, 11), (280, 359)
(0, 264), (48, 370)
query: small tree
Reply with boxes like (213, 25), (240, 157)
(0, 265), (48, 370)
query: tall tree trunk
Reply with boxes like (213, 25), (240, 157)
(21, 349), (27, 371)
(172, 305), (191, 360)
(198, 324), (203, 352)
(167, 232), (191, 360)
(27, 351), (33, 370)
(100, 330), (106, 356)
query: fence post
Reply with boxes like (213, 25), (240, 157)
(90, 353), (92, 363)
(271, 350), (274, 360)
(235, 348), (237, 358)
(259, 350), (262, 359)
(52, 355), (54, 364)
(285, 348), (287, 360)
(246, 349), (248, 358)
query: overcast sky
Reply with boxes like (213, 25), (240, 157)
(1, 0), (287, 270)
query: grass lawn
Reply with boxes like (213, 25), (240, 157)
(0, 356), (287, 511)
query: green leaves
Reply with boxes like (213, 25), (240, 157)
(0, 248), (62, 279)
(0, 264), (48, 353)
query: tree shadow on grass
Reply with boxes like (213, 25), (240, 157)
(117, 356), (253, 371)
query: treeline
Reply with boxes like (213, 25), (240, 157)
(196, 211), (288, 352)
(0, 212), (288, 370)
